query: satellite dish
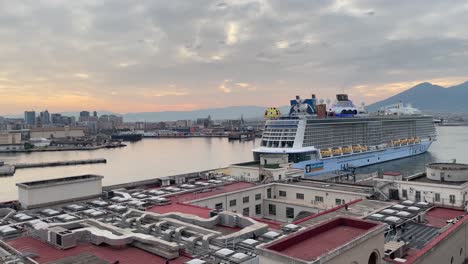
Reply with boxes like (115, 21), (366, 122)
(319, 98), (324, 104)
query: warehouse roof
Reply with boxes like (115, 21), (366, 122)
(16, 174), (103, 189)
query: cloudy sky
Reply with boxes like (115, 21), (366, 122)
(1, 0), (468, 114)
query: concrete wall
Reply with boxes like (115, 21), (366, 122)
(271, 184), (368, 210)
(376, 178), (468, 208)
(427, 165), (468, 182)
(411, 219), (468, 264)
(18, 178), (102, 209)
(189, 183), (369, 222)
(229, 166), (288, 182)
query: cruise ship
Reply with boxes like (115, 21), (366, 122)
(253, 94), (437, 177)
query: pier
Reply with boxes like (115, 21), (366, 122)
(0, 158), (107, 176)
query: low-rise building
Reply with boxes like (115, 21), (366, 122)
(375, 162), (468, 209)
(30, 126), (85, 139)
(0, 132), (23, 151)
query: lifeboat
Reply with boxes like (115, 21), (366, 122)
(332, 147), (343, 156)
(392, 140), (401, 146)
(400, 139), (408, 145)
(414, 137), (421, 143)
(342, 146), (353, 154)
(360, 146), (369, 152)
(352, 145), (361, 153)
(408, 138), (415, 144)
(320, 149), (332, 158)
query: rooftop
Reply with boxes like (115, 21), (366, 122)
(294, 199), (394, 227)
(289, 180), (374, 195)
(16, 174), (103, 189)
(408, 174), (468, 185)
(263, 217), (383, 262)
(6, 236), (191, 264)
(424, 207), (465, 228)
(147, 182), (255, 217)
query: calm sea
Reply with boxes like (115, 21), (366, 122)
(0, 126), (466, 201)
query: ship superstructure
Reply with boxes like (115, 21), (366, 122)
(253, 95), (436, 176)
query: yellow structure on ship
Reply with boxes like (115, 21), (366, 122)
(264, 107), (281, 119)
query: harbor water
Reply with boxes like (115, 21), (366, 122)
(0, 126), (466, 201)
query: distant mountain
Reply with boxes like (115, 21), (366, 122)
(367, 81), (468, 113)
(122, 105), (290, 122)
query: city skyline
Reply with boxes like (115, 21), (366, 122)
(1, 1), (468, 113)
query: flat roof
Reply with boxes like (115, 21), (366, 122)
(7, 236), (190, 264)
(147, 182), (255, 218)
(290, 180), (374, 195)
(408, 175), (467, 185)
(263, 217), (383, 262)
(295, 199), (394, 227)
(424, 207), (465, 228)
(16, 174), (103, 189)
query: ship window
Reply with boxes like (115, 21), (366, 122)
(296, 193), (304, 200)
(279, 191), (286, 197)
(435, 193), (440, 202)
(255, 193), (261, 200)
(402, 190), (408, 198)
(315, 196), (324, 203)
(243, 196), (250, 203)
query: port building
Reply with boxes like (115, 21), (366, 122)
(16, 174), (103, 209)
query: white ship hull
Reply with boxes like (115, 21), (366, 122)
(293, 140), (433, 177)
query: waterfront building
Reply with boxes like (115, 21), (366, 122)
(24, 111), (36, 126)
(30, 126), (85, 139)
(0, 132), (23, 151)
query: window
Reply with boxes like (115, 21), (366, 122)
(267, 188), (272, 199)
(242, 207), (250, 216)
(415, 191), (421, 202)
(243, 196), (250, 204)
(255, 204), (262, 215)
(279, 191), (286, 197)
(402, 189), (408, 198)
(315, 196), (324, 203)
(268, 204), (276, 215)
(286, 207), (295, 218)
(229, 199), (237, 207)
(255, 193), (261, 200)
(450, 195), (456, 204)
(296, 193), (304, 200)
(215, 203), (223, 210)
(335, 199), (342, 205)
(435, 193), (440, 202)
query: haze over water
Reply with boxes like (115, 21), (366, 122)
(0, 126), (466, 201)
